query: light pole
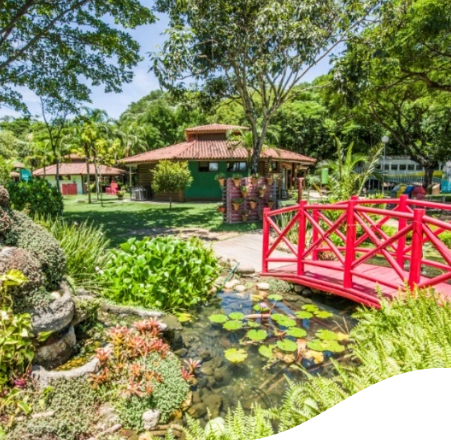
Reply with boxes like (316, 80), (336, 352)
(381, 136), (389, 196)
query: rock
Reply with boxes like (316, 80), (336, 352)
(192, 391), (201, 404)
(31, 283), (74, 334)
(235, 264), (255, 275)
(33, 325), (76, 369)
(96, 402), (119, 431)
(210, 286), (218, 294)
(199, 349), (212, 361)
(202, 394), (222, 418)
(284, 294), (300, 302)
(50, 291), (61, 300)
(71, 295), (99, 327)
(142, 409), (160, 430)
(235, 285), (246, 292)
(200, 365), (214, 376)
(174, 348), (188, 357)
(75, 287), (93, 296)
(224, 279), (240, 289)
(213, 366), (231, 384)
(160, 315), (183, 332)
(294, 285), (303, 293)
(205, 417), (226, 436)
(187, 403), (207, 418)
(214, 276), (225, 286)
(100, 302), (162, 318)
(256, 282), (270, 291)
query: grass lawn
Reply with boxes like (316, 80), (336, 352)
(63, 195), (261, 247)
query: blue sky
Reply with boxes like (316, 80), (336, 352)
(0, 13), (333, 120)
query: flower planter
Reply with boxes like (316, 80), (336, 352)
(267, 177), (273, 185)
(241, 215), (248, 222)
(233, 203), (242, 211)
(233, 178), (241, 187)
(258, 190), (266, 197)
(251, 178), (258, 186)
(241, 191), (248, 198)
(267, 200), (274, 209)
(218, 206), (226, 213)
(249, 201), (257, 210)
(218, 178), (225, 186)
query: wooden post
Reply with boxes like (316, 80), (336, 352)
(343, 196), (358, 289)
(312, 209), (319, 261)
(409, 208), (425, 290)
(297, 200), (306, 276)
(298, 178), (304, 202)
(262, 207), (270, 273)
(396, 195), (408, 269)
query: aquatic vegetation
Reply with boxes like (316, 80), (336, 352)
(183, 358), (202, 374)
(224, 348), (248, 363)
(177, 312), (193, 323)
(286, 328), (307, 338)
(246, 329), (268, 342)
(223, 320), (244, 331)
(306, 339), (345, 353)
(295, 311), (313, 319)
(258, 345), (276, 359)
(209, 313), (229, 324)
(315, 310), (333, 319)
(276, 339), (298, 352)
(274, 316), (296, 327)
(316, 329), (348, 341)
(267, 293), (283, 301)
(229, 312), (245, 320)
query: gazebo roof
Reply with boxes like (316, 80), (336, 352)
(33, 163), (126, 177)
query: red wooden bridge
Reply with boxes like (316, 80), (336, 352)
(261, 195), (451, 307)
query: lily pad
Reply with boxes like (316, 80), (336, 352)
(304, 350), (324, 364)
(271, 313), (285, 322)
(302, 304), (319, 312)
(316, 329), (348, 341)
(295, 311), (313, 320)
(223, 320), (244, 331)
(229, 312), (245, 320)
(314, 310), (334, 319)
(246, 329), (268, 342)
(276, 339), (298, 352)
(209, 314), (229, 324)
(276, 316), (296, 327)
(286, 328), (307, 338)
(247, 321), (260, 328)
(224, 348), (248, 363)
(177, 312), (192, 323)
(307, 339), (345, 353)
(258, 345), (276, 359)
(267, 294), (283, 301)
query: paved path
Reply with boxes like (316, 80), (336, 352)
(212, 232), (287, 272)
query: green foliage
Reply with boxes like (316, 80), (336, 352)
(151, 161), (193, 208)
(286, 328), (307, 338)
(7, 179), (63, 218)
(246, 329), (268, 342)
(4, 210), (66, 291)
(101, 236), (219, 311)
(224, 348), (248, 364)
(276, 339), (297, 352)
(41, 216), (111, 293)
(209, 314), (229, 324)
(6, 379), (100, 440)
(223, 320), (244, 331)
(0, 156), (13, 186)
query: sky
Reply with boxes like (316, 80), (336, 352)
(0, 13), (334, 121)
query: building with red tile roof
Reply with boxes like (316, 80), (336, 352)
(121, 124), (316, 202)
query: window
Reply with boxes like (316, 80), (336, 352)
(384, 164), (390, 171)
(416, 164), (422, 171)
(399, 164), (407, 171)
(391, 164), (398, 171)
(198, 162), (219, 172)
(227, 162), (247, 172)
(407, 164), (415, 171)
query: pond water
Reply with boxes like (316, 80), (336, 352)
(55, 286), (357, 425)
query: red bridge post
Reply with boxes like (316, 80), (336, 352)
(298, 178), (304, 202)
(397, 195), (408, 269)
(297, 200), (306, 276)
(312, 209), (319, 261)
(262, 207), (270, 273)
(344, 196), (358, 288)
(409, 208), (425, 289)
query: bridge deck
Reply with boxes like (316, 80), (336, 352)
(263, 262), (451, 307)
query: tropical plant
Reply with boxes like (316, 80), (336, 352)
(151, 161), (193, 208)
(6, 179), (63, 218)
(40, 217), (111, 293)
(215, 173), (226, 181)
(317, 137), (383, 200)
(100, 236), (219, 311)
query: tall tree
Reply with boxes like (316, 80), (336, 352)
(151, 0), (380, 173)
(0, 0), (155, 112)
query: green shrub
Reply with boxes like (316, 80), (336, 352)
(41, 217), (111, 293)
(6, 179), (63, 218)
(101, 236), (219, 311)
(6, 378), (100, 440)
(440, 231), (451, 249)
(4, 210), (66, 290)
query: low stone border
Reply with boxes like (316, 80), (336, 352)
(100, 301), (163, 318)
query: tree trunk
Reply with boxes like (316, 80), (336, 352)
(94, 160), (99, 200)
(55, 156), (61, 193)
(169, 194), (172, 209)
(86, 158), (92, 204)
(424, 166), (434, 191)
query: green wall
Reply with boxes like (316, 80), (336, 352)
(184, 161), (245, 200)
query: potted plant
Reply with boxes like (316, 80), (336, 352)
(267, 196), (275, 209)
(215, 172), (226, 186)
(251, 173), (259, 186)
(266, 175), (274, 185)
(258, 185), (267, 197)
(232, 173), (243, 187)
(241, 185), (250, 198)
(240, 208), (250, 222)
(248, 197), (258, 210)
(232, 198), (244, 211)
(117, 190), (125, 200)
(217, 204), (226, 213)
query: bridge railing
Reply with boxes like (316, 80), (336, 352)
(262, 196), (451, 294)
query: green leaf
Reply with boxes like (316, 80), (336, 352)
(271, 313), (285, 322)
(275, 316), (296, 327)
(286, 328), (307, 338)
(247, 320), (260, 328)
(315, 310), (334, 319)
(295, 311), (313, 319)
(276, 339), (298, 352)
(229, 312), (245, 320)
(267, 294), (283, 301)
(246, 329), (268, 342)
(223, 320), (244, 331)
(177, 312), (192, 323)
(224, 348), (248, 363)
(307, 339), (345, 353)
(316, 329), (346, 341)
(258, 344), (276, 358)
(302, 304), (319, 312)
(209, 314), (229, 324)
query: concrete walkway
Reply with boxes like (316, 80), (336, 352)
(212, 232), (287, 272)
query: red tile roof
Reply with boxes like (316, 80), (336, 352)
(185, 124), (248, 133)
(33, 163), (126, 177)
(120, 140), (316, 164)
